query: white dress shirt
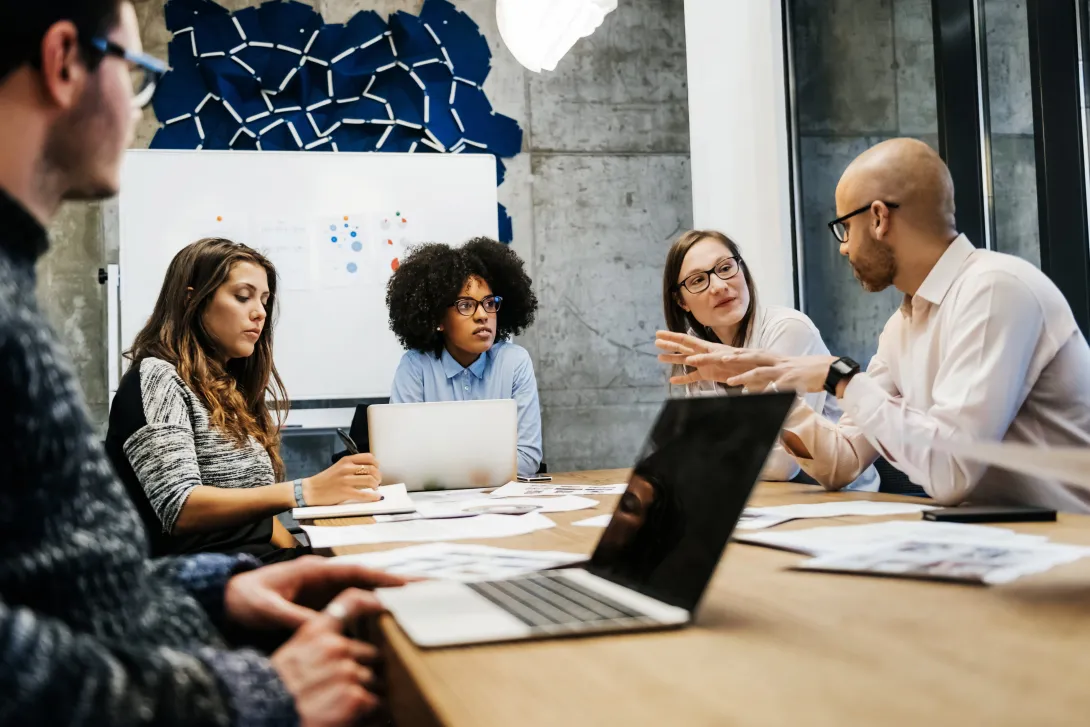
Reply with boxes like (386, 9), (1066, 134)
(689, 305), (879, 491)
(786, 234), (1090, 512)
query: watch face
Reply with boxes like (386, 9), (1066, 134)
(833, 360), (852, 375)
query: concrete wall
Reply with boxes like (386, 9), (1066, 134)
(36, 0), (691, 476)
(790, 0), (1041, 366)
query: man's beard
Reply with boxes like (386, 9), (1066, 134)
(850, 234), (896, 292)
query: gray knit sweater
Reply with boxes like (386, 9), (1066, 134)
(0, 189), (297, 726)
(106, 357), (278, 557)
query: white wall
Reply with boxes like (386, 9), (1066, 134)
(683, 0), (796, 308)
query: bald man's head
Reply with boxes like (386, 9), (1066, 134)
(836, 138), (956, 236)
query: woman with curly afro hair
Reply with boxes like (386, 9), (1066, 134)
(386, 237), (543, 475)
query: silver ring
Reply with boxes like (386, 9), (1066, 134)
(768, 382), (779, 393)
(325, 601), (349, 623)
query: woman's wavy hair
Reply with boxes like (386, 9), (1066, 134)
(125, 238), (287, 477)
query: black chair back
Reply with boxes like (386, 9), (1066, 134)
(874, 456), (928, 497)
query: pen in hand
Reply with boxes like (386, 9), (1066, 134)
(336, 428), (359, 455)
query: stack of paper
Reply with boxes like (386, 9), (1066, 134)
(796, 539), (1090, 585)
(736, 501), (937, 530)
(735, 520), (1046, 556)
(375, 494), (597, 522)
(736, 520), (1090, 585)
(302, 511), (557, 549)
(292, 483), (415, 520)
(332, 543), (586, 582)
(489, 481), (628, 498)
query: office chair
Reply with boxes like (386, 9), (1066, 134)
(874, 457), (928, 497)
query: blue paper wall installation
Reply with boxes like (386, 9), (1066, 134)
(153, 0), (522, 242)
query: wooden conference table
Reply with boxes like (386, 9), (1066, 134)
(318, 470), (1090, 727)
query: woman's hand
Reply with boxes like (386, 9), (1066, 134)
(303, 454), (383, 506)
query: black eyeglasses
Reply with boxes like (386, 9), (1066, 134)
(90, 37), (169, 110)
(828, 201), (900, 243)
(451, 295), (503, 317)
(673, 257), (741, 295)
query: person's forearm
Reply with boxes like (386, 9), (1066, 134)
(781, 401), (874, 490)
(173, 482), (296, 534)
(0, 598), (295, 726)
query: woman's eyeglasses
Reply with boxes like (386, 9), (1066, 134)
(451, 295), (503, 317)
(674, 257), (741, 295)
(90, 37), (169, 110)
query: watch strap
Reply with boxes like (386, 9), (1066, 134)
(824, 356), (861, 396)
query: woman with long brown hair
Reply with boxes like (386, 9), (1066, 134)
(105, 238), (382, 560)
(658, 230), (878, 490)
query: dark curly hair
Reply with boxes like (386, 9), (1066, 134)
(386, 237), (538, 357)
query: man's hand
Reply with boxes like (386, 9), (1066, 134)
(224, 555), (410, 632)
(656, 330), (784, 386)
(270, 589), (386, 727)
(724, 354), (838, 395)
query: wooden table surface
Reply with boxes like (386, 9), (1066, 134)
(320, 469), (1090, 727)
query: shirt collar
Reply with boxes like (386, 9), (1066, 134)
(440, 346), (492, 380)
(911, 234), (976, 308)
(0, 187), (49, 263)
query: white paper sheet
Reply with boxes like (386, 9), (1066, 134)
(573, 514), (613, 528)
(331, 543), (585, 582)
(796, 538), (1090, 585)
(255, 220), (311, 290)
(302, 511), (557, 548)
(410, 488), (491, 504)
(489, 482), (628, 498)
(292, 484), (414, 520)
(734, 520), (1047, 557)
(373, 495), (596, 522)
(735, 501), (937, 530)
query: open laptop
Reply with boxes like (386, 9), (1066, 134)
(375, 392), (796, 648)
(367, 399), (518, 491)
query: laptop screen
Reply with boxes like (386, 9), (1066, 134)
(585, 393), (795, 612)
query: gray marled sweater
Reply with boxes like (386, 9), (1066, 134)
(0, 189), (297, 726)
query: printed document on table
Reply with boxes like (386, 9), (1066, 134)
(332, 543), (586, 582)
(795, 538), (1090, 584)
(302, 511), (557, 548)
(490, 481), (628, 498)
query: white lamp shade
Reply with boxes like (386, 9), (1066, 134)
(496, 0), (618, 73)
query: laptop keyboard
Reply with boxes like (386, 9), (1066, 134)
(466, 573), (657, 633)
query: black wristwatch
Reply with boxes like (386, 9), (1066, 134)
(824, 356), (860, 396)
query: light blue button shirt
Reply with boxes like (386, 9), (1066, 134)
(389, 341), (544, 476)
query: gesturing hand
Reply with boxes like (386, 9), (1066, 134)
(305, 453), (384, 506)
(224, 555), (410, 632)
(723, 354), (838, 395)
(270, 589), (386, 727)
(656, 330), (782, 386)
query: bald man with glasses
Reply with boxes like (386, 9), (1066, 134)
(658, 138), (1090, 513)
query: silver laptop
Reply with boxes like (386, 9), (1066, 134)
(367, 399), (518, 491)
(375, 393), (795, 648)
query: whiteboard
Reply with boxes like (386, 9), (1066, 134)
(118, 149), (498, 401)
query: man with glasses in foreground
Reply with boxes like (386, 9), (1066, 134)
(0, 2), (409, 724)
(658, 138), (1090, 513)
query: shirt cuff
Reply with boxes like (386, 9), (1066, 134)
(155, 553), (263, 629)
(839, 372), (889, 426)
(197, 647), (298, 727)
